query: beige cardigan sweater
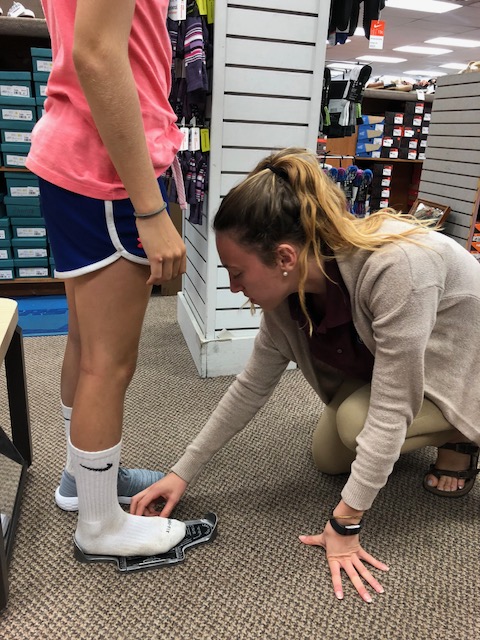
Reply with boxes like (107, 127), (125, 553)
(172, 221), (480, 510)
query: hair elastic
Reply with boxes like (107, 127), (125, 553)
(266, 164), (289, 181)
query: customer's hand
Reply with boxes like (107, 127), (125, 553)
(130, 472), (188, 517)
(299, 521), (389, 603)
(136, 211), (186, 285)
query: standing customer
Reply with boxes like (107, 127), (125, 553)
(27, 0), (187, 558)
(132, 148), (480, 600)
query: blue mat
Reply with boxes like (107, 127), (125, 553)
(14, 295), (69, 337)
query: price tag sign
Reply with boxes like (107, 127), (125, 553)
(369, 20), (385, 50)
(179, 127), (190, 151)
(189, 127), (201, 151)
(168, 0), (187, 21)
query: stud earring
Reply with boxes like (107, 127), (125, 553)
(282, 271), (288, 277)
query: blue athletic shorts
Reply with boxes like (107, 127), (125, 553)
(38, 177), (169, 278)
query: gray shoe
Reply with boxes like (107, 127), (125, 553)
(55, 467), (165, 511)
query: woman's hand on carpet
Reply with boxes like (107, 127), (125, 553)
(299, 521), (389, 603)
(130, 472), (188, 517)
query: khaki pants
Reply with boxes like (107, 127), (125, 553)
(312, 379), (456, 474)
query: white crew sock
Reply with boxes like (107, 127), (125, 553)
(61, 401), (74, 475)
(71, 439), (186, 557)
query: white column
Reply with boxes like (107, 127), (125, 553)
(178, 0), (331, 377)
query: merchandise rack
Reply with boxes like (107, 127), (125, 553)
(0, 14), (63, 294)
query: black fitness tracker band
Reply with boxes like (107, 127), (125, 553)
(329, 517), (363, 536)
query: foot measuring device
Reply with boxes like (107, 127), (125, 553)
(73, 512), (217, 572)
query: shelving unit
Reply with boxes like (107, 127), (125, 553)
(323, 89), (434, 213)
(360, 88), (432, 212)
(0, 12), (63, 295)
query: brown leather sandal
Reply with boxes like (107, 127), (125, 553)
(423, 442), (480, 497)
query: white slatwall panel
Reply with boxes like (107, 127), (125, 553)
(226, 7), (318, 42)
(418, 73), (480, 247)
(225, 38), (316, 72)
(178, 1), (329, 375)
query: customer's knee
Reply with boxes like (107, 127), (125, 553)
(79, 350), (138, 390)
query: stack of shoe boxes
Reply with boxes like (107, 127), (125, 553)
(381, 101), (431, 162)
(0, 47), (52, 280)
(370, 163), (393, 211)
(355, 100), (431, 212)
(355, 115), (385, 158)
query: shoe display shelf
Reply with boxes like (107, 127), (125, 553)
(0, 10), (63, 295)
(326, 88), (434, 214)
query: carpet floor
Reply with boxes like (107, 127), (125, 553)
(0, 295), (478, 639)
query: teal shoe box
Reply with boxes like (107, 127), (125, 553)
(5, 172), (39, 198)
(0, 119), (35, 134)
(0, 259), (14, 280)
(4, 170), (37, 181)
(1, 128), (33, 145)
(0, 245), (13, 260)
(31, 47), (53, 76)
(0, 96), (37, 126)
(0, 71), (32, 81)
(0, 217), (12, 241)
(36, 106), (45, 120)
(0, 71), (33, 100)
(6, 204), (42, 217)
(14, 257), (49, 278)
(1, 145), (29, 168)
(12, 237), (48, 258)
(4, 196), (40, 207)
(33, 71), (50, 83)
(34, 81), (48, 98)
(11, 217), (47, 238)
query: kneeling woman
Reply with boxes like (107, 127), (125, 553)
(132, 148), (480, 602)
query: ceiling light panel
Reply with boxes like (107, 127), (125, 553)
(439, 62), (470, 69)
(394, 45), (453, 54)
(356, 55), (407, 63)
(403, 69), (448, 76)
(385, 0), (461, 12)
(425, 37), (480, 47)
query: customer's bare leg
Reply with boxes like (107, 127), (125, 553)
(69, 258), (185, 556)
(69, 258), (150, 451)
(60, 279), (80, 408)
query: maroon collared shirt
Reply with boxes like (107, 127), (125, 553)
(288, 258), (374, 382)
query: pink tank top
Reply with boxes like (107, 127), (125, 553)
(27, 0), (183, 200)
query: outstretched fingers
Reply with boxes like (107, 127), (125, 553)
(328, 557), (374, 603)
(327, 550), (388, 603)
(358, 547), (390, 572)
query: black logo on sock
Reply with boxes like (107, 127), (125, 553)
(79, 463), (113, 472)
